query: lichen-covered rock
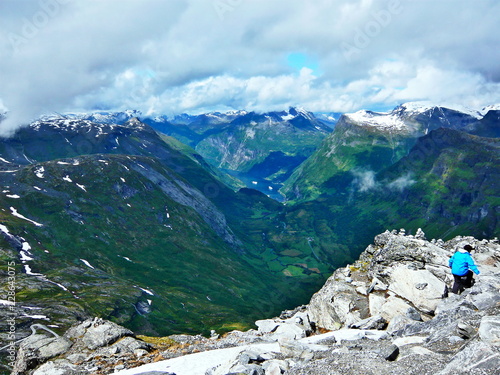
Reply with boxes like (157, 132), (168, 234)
(12, 317), (153, 375)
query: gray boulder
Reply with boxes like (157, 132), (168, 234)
(65, 317), (134, 350)
(349, 315), (387, 330)
(227, 363), (265, 374)
(255, 310), (311, 341)
(255, 319), (279, 334)
(32, 359), (88, 375)
(387, 266), (446, 314)
(12, 334), (72, 375)
(262, 359), (288, 374)
(375, 343), (399, 361)
(468, 286), (500, 310)
(307, 267), (369, 330)
(386, 314), (415, 334)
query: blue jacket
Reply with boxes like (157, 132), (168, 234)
(449, 250), (480, 276)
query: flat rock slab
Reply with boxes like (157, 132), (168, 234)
(436, 340), (500, 375)
(479, 315), (500, 346)
(388, 266), (446, 313)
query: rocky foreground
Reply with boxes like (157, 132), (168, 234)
(10, 229), (500, 374)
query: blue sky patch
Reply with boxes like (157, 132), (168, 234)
(286, 53), (320, 75)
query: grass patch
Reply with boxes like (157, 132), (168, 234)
(136, 335), (179, 349)
(280, 249), (302, 257)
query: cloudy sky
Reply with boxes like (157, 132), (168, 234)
(1, 0), (499, 134)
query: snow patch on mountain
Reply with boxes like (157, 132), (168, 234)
(10, 207), (43, 226)
(20, 250), (34, 262)
(80, 259), (95, 269)
(281, 114), (295, 121)
(34, 166), (45, 178)
(24, 264), (43, 276)
(0, 224), (11, 235)
(345, 110), (407, 131)
(138, 287), (154, 296)
(481, 104), (500, 114)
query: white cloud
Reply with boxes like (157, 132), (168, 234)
(352, 170), (416, 194)
(0, 99), (7, 114)
(352, 169), (379, 192)
(387, 173), (416, 192)
(1, 0), (499, 135)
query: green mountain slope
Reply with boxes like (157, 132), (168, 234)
(281, 104), (482, 202)
(371, 128), (500, 239)
(281, 115), (412, 202)
(277, 128), (499, 261)
(0, 119), (328, 340)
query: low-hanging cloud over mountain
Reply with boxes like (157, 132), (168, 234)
(352, 169), (416, 193)
(1, 0), (500, 135)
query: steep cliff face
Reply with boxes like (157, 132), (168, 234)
(466, 109), (500, 138)
(377, 128), (500, 239)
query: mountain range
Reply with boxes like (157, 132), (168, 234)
(0, 102), (498, 363)
(281, 103), (497, 201)
(39, 107), (337, 200)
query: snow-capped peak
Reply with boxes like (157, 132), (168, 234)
(225, 110), (248, 116)
(38, 110), (143, 125)
(396, 101), (482, 119)
(480, 104), (500, 115)
(281, 107), (314, 121)
(345, 110), (407, 131)
(31, 118), (99, 130)
(292, 106), (314, 118)
(397, 101), (438, 114)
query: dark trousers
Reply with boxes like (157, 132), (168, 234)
(452, 270), (474, 294)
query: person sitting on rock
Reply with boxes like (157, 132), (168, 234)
(449, 244), (480, 294)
